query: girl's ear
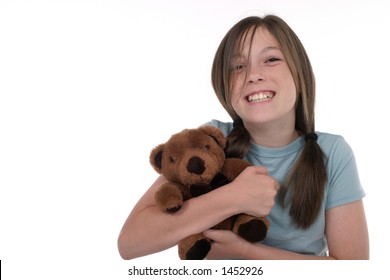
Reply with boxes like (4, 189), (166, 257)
(200, 125), (226, 149)
(149, 144), (165, 173)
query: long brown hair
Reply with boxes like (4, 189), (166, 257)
(211, 15), (327, 229)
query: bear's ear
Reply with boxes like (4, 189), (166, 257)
(199, 125), (226, 149)
(150, 144), (165, 173)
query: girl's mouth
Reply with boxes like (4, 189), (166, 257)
(247, 91), (275, 103)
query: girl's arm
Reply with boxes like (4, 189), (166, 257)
(117, 166), (279, 260)
(324, 199), (369, 259)
(205, 199), (369, 260)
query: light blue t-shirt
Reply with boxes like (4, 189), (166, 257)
(208, 119), (365, 256)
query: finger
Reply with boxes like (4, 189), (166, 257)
(203, 229), (230, 241)
(275, 182), (281, 191)
(252, 166), (268, 175)
(203, 229), (221, 240)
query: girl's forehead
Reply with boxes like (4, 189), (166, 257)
(234, 26), (281, 56)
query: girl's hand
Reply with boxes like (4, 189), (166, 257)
(203, 229), (250, 259)
(228, 166), (279, 217)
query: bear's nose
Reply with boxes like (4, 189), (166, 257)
(187, 156), (205, 175)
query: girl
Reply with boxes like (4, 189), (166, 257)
(118, 15), (369, 260)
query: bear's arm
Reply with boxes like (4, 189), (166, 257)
(221, 158), (252, 181)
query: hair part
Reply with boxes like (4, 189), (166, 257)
(211, 15), (327, 229)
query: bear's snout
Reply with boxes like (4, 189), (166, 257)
(187, 156), (205, 175)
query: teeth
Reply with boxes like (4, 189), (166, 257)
(247, 92), (275, 102)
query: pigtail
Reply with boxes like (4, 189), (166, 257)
(279, 134), (327, 229)
(225, 119), (251, 159)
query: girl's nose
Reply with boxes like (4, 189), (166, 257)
(247, 65), (265, 83)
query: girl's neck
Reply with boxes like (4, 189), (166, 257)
(244, 121), (300, 148)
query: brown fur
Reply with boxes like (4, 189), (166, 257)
(150, 126), (269, 259)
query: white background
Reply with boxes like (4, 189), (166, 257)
(1, 0), (389, 279)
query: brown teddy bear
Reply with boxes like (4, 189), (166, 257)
(149, 125), (269, 260)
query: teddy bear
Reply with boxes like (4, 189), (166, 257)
(149, 125), (269, 260)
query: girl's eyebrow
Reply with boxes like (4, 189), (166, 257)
(233, 46), (282, 58)
(232, 54), (245, 60)
(261, 46), (282, 53)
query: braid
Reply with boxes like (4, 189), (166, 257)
(225, 119), (251, 159)
(279, 135), (327, 229)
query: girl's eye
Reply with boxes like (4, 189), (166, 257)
(231, 63), (247, 73)
(265, 57), (281, 64)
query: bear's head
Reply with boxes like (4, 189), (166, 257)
(150, 126), (227, 185)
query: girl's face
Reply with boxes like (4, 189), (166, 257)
(230, 26), (297, 130)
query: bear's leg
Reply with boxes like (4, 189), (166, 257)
(155, 182), (184, 213)
(178, 234), (211, 260)
(185, 239), (211, 260)
(233, 214), (269, 242)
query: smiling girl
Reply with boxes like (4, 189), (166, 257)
(118, 15), (369, 260)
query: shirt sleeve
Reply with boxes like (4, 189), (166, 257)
(203, 119), (233, 137)
(325, 136), (366, 210)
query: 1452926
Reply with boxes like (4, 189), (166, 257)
(221, 266), (264, 276)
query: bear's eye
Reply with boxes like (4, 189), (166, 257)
(204, 144), (210, 151)
(169, 156), (176, 163)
